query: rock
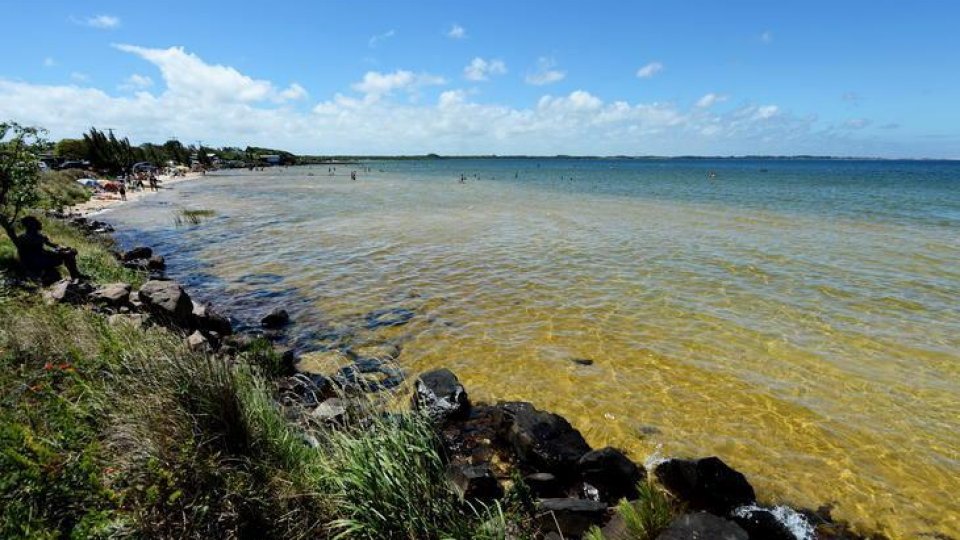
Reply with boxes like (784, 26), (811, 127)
(525, 472), (564, 498)
(571, 358), (594, 366)
(578, 447), (645, 503)
(334, 358), (404, 392)
(192, 301), (233, 335)
(449, 463), (503, 501)
(147, 255), (166, 271)
(122, 246), (152, 261)
(311, 397), (348, 423)
(656, 512), (749, 540)
(123, 259), (150, 271)
(505, 404), (591, 476)
(186, 330), (211, 352)
(351, 341), (402, 361)
(43, 279), (93, 304)
(90, 282), (132, 308)
(731, 505), (815, 540)
(364, 307), (415, 329)
(107, 313), (148, 328)
(536, 498), (607, 538)
(261, 308), (290, 329)
(278, 373), (334, 408)
(138, 280), (193, 326)
(654, 457), (756, 515)
(279, 349), (298, 376)
(412, 368), (470, 423)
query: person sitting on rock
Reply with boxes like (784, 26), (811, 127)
(16, 216), (86, 281)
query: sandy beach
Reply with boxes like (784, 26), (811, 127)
(69, 172), (203, 216)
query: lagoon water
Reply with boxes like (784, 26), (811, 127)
(106, 159), (960, 538)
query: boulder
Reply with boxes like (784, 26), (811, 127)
(731, 505), (815, 540)
(311, 397), (348, 424)
(525, 472), (564, 498)
(578, 447), (645, 503)
(449, 463), (503, 501)
(122, 246), (152, 261)
(43, 279), (93, 304)
(90, 282), (132, 308)
(656, 512), (748, 540)
(147, 255), (166, 271)
(654, 457), (756, 515)
(412, 368), (470, 423)
(186, 330), (211, 352)
(278, 373), (334, 408)
(261, 308), (290, 329)
(536, 498), (607, 538)
(138, 280), (193, 326)
(505, 404), (591, 475)
(192, 301), (233, 335)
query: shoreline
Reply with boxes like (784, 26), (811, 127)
(67, 171), (203, 216)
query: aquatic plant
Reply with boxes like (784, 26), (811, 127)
(173, 208), (216, 227)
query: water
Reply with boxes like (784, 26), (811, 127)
(105, 159), (960, 538)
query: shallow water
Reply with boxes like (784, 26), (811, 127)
(106, 159), (960, 538)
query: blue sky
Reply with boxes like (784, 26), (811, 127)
(1, 0), (958, 157)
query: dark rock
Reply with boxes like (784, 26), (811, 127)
(571, 358), (594, 366)
(90, 282), (132, 308)
(449, 463), (503, 500)
(138, 280), (193, 326)
(261, 308), (290, 329)
(278, 373), (334, 408)
(412, 368), (470, 423)
(731, 505), (814, 540)
(192, 301), (233, 335)
(122, 260), (149, 271)
(122, 246), (152, 261)
(536, 498), (607, 538)
(43, 279), (93, 304)
(655, 457), (756, 515)
(186, 330), (211, 352)
(657, 512), (749, 540)
(363, 307), (415, 329)
(280, 349), (298, 376)
(505, 404), (591, 476)
(334, 358), (404, 392)
(578, 447), (645, 503)
(147, 255), (166, 271)
(525, 472), (564, 498)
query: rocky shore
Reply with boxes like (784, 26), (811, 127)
(36, 213), (888, 540)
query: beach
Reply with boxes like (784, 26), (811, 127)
(100, 159), (960, 539)
(68, 171), (203, 216)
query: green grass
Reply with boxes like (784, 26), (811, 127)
(584, 481), (674, 540)
(38, 170), (92, 211)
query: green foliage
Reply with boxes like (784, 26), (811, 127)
(38, 170), (92, 210)
(0, 121), (46, 242)
(82, 127), (141, 175)
(584, 481), (674, 540)
(53, 138), (87, 160)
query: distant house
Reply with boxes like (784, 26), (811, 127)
(259, 154), (281, 166)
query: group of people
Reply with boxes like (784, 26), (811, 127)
(115, 170), (161, 200)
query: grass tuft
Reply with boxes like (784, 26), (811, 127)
(584, 480), (674, 540)
(173, 208), (216, 227)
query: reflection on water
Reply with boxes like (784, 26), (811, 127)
(106, 159), (960, 538)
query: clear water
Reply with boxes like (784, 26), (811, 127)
(105, 159), (960, 538)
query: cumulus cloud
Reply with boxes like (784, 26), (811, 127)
(76, 15), (120, 29)
(463, 58), (507, 81)
(350, 70), (446, 98)
(368, 30), (396, 48)
(525, 57), (566, 86)
(0, 44), (912, 157)
(447, 24), (466, 39)
(119, 74), (153, 91)
(696, 93), (727, 108)
(636, 62), (663, 79)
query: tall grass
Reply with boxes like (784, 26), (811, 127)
(584, 481), (674, 540)
(173, 208), (216, 227)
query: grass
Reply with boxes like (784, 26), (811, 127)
(173, 208), (216, 227)
(0, 215), (530, 539)
(38, 170), (93, 211)
(584, 481), (674, 540)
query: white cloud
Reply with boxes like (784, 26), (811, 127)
(350, 70), (446, 98)
(43, 57), (56, 68)
(696, 93), (728, 108)
(368, 30), (396, 48)
(761, 30), (773, 44)
(119, 74), (153, 91)
(525, 57), (566, 86)
(71, 72), (90, 83)
(78, 15), (121, 29)
(636, 61), (663, 79)
(463, 58), (507, 81)
(447, 24), (466, 39)
(0, 44), (924, 157)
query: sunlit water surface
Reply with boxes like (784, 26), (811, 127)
(105, 159), (960, 538)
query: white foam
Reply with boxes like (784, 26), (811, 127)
(732, 504), (816, 540)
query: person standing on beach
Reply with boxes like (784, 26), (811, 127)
(351, 171), (357, 181)
(119, 181), (126, 201)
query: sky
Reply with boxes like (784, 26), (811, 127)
(1, 0), (958, 158)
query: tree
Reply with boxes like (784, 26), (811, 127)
(0, 122), (46, 244)
(54, 138), (88, 160)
